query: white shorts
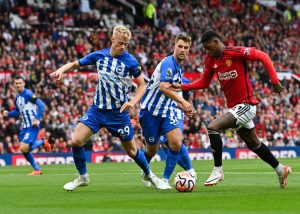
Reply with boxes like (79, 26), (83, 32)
(228, 103), (257, 130)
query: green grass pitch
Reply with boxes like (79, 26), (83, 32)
(0, 158), (299, 214)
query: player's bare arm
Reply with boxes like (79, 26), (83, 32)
(120, 74), (146, 113)
(176, 93), (196, 117)
(167, 83), (182, 91)
(159, 82), (193, 112)
(50, 60), (80, 80)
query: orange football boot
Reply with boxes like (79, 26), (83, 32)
(27, 170), (42, 176)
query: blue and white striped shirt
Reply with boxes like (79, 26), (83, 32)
(79, 48), (141, 109)
(11, 89), (43, 128)
(141, 55), (183, 118)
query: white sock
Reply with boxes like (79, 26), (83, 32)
(214, 166), (223, 172)
(80, 173), (88, 179)
(188, 168), (196, 175)
(275, 163), (284, 174)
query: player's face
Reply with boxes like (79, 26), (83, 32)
(174, 39), (190, 62)
(14, 79), (25, 93)
(203, 40), (222, 58)
(111, 35), (129, 57)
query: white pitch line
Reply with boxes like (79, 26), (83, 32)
(0, 172), (299, 176)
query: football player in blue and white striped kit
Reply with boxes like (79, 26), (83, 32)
(2, 75), (51, 175)
(50, 25), (168, 191)
(159, 77), (196, 177)
(139, 33), (197, 188)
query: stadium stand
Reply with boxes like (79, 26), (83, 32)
(0, 0), (299, 153)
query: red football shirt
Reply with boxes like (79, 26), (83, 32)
(182, 46), (279, 108)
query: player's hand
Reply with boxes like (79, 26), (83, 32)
(50, 69), (65, 80)
(273, 82), (284, 95)
(120, 102), (134, 113)
(185, 109), (197, 118)
(32, 120), (40, 126)
(181, 100), (193, 112)
(167, 83), (182, 92)
(2, 110), (8, 117)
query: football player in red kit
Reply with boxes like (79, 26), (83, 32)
(169, 30), (292, 188)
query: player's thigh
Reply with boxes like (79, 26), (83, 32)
(20, 142), (30, 153)
(208, 112), (237, 131)
(158, 119), (183, 147)
(229, 103), (256, 130)
(104, 109), (134, 142)
(236, 127), (260, 149)
(19, 127), (39, 153)
(72, 122), (95, 147)
(139, 110), (161, 145)
(161, 115), (182, 151)
(74, 105), (104, 146)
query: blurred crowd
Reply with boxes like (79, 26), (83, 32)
(0, 0), (299, 154)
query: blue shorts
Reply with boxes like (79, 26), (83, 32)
(139, 109), (181, 145)
(19, 126), (39, 144)
(159, 119), (184, 144)
(79, 104), (134, 142)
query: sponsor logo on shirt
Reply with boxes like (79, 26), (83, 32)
(149, 137), (155, 143)
(217, 70), (238, 81)
(244, 47), (251, 55)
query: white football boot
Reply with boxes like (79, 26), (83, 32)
(141, 170), (152, 188)
(204, 168), (224, 186)
(277, 165), (292, 189)
(145, 172), (169, 189)
(63, 174), (90, 191)
(162, 178), (173, 189)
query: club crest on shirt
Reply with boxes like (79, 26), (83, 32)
(159, 136), (165, 142)
(116, 66), (124, 73)
(214, 64), (218, 69)
(82, 115), (88, 120)
(225, 59), (232, 67)
(166, 68), (173, 79)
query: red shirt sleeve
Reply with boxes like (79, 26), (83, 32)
(182, 60), (214, 91)
(238, 47), (279, 84)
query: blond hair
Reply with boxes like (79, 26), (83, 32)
(112, 25), (131, 41)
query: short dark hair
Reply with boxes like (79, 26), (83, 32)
(201, 30), (223, 44)
(175, 32), (192, 45)
(13, 75), (25, 82)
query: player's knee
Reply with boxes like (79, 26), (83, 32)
(71, 138), (84, 147)
(245, 140), (260, 150)
(125, 147), (136, 158)
(207, 124), (220, 133)
(168, 141), (181, 152)
(20, 146), (29, 153)
(146, 149), (157, 158)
